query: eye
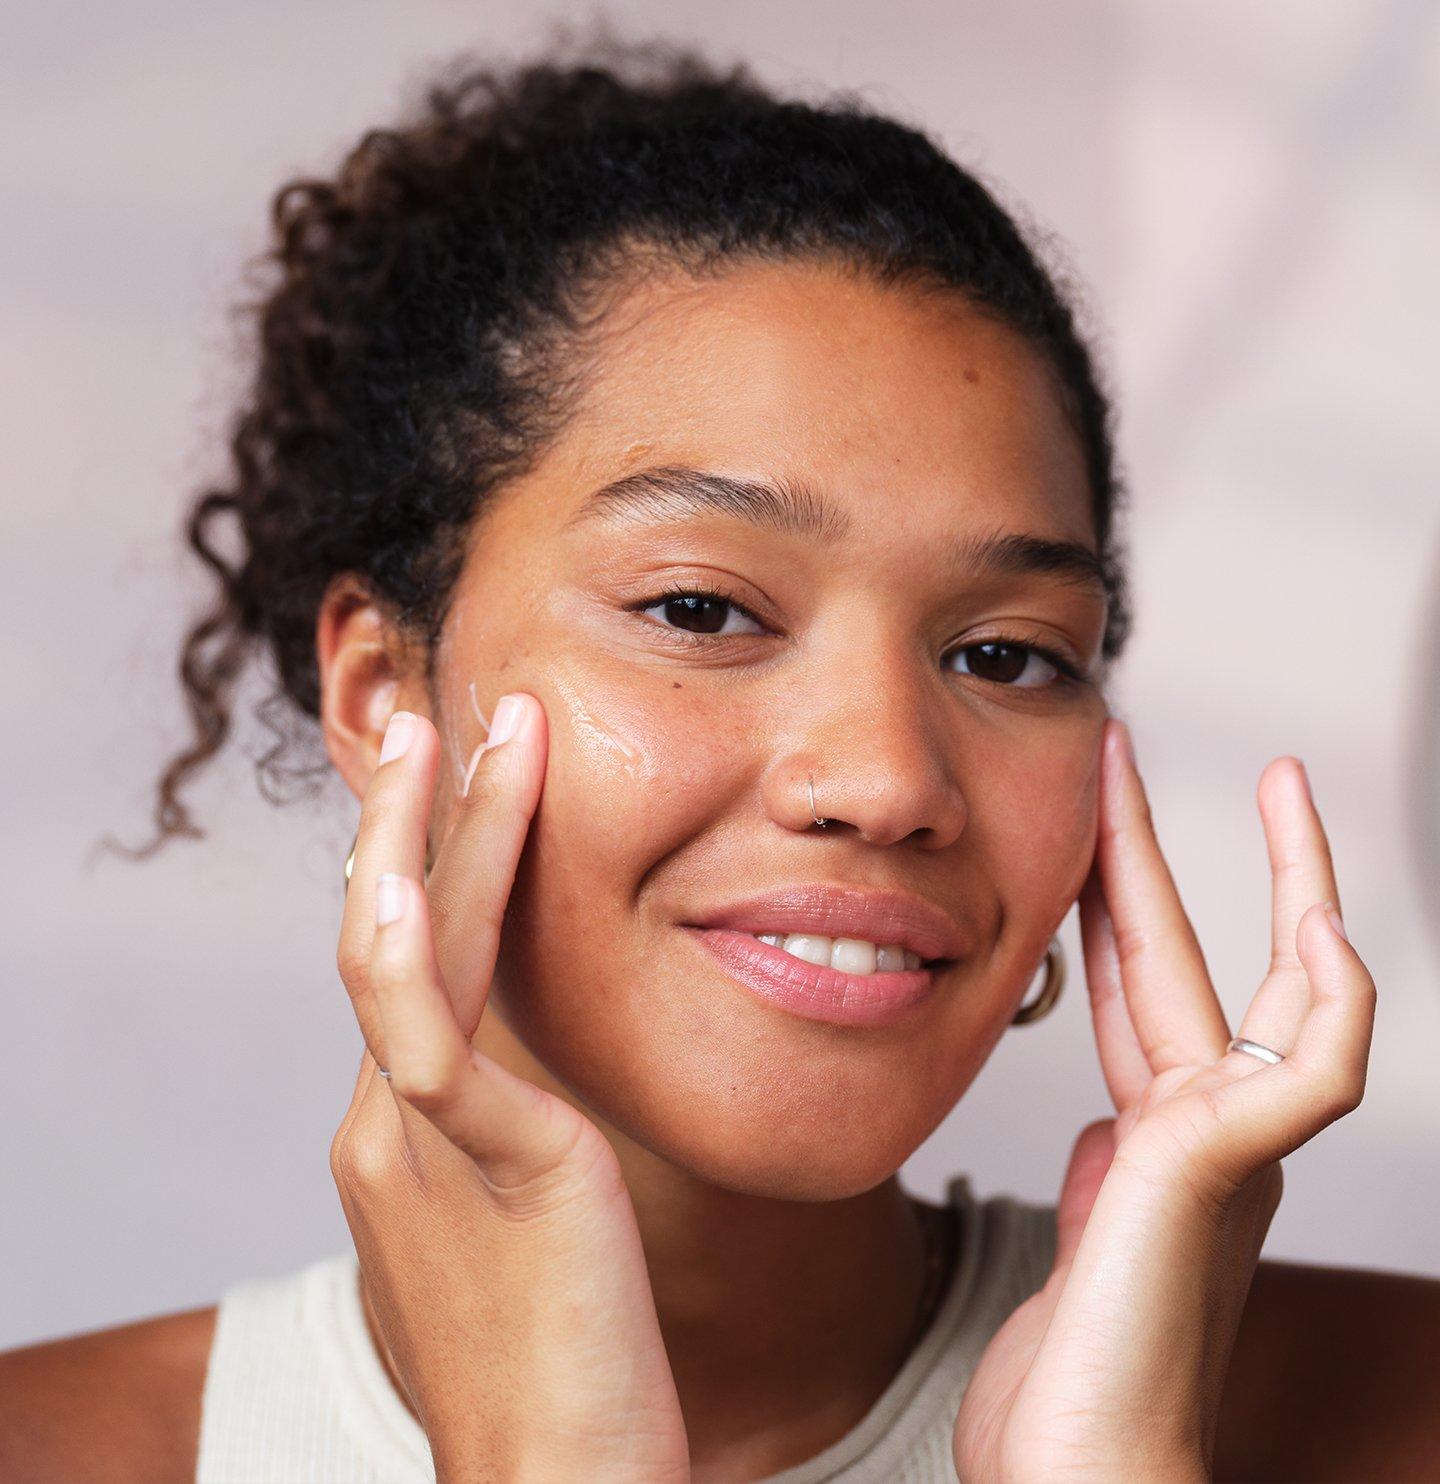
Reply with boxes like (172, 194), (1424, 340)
(946, 639), (1081, 689)
(632, 587), (767, 638)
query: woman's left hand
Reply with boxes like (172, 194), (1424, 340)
(953, 719), (1377, 1483)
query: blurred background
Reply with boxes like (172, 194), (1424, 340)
(3, 0), (1438, 1349)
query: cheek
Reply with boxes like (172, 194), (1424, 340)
(546, 666), (662, 788)
(491, 661), (757, 1118)
(511, 656), (752, 921)
(981, 724), (1101, 933)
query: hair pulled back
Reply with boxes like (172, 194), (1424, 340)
(148, 38), (1131, 852)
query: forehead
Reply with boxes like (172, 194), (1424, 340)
(534, 256), (1094, 546)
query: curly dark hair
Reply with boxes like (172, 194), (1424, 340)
(141, 37), (1131, 854)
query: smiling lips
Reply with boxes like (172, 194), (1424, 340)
(685, 883), (966, 1027)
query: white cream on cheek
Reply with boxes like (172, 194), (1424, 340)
(434, 619), (666, 799)
(432, 595), (498, 796)
(547, 668), (661, 786)
(460, 681), (492, 796)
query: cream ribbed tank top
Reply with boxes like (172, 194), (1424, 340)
(196, 1175), (1057, 1483)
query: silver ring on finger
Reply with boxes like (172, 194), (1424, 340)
(1227, 1037), (1285, 1065)
(376, 1065), (392, 1079)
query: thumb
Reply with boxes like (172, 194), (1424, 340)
(1051, 1117), (1118, 1276)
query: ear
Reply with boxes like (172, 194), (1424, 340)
(316, 574), (430, 801)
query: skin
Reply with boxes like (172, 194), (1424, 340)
(2, 258), (1438, 1480)
(343, 260), (1109, 1469)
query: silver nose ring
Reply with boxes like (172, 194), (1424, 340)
(808, 773), (831, 829)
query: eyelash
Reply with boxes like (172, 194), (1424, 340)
(625, 585), (1087, 687)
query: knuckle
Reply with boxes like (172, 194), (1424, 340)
(390, 1051), (470, 1115)
(424, 879), (464, 939)
(359, 783), (409, 829)
(337, 940), (370, 990)
(485, 1113), (623, 1216)
(1315, 1073), (1363, 1121)
(330, 1119), (403, 1190)
(1109, 917), (1150, 964)
(459, 760), (507, 815)
(366, 934), (409, 988)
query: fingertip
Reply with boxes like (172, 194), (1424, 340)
(1257, 754), (1307, 809)
(1322, 900), (1348, 944)
(1106, 717), (1134, 771)
(411, 710), (442, 750)
(464, 689), (548, 799)
(372, 711), (443, 787)
(1297, 898), (1348, 955)
(512, 690), (549, 752)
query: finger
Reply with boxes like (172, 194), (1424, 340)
(1050, 1117), (1118, 1279)
(1259, 757), (1341, 979)
(1096, 719), (1231, 1070)
(423, 693), (548, 1036)
(1284, 904), (1374, 1078)
(1077, 864), (1153, 1111)
(334, 1042), (477, 1202)
(337, 711), (440, 1052)
(369, 872), (586, 1187)
(337, 1048), (385, 1145)
(1198, 903), (1375, 1189)
(1229, 760), (1343, 1060)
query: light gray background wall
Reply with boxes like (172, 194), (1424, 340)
(4, 1), (1438, 1350)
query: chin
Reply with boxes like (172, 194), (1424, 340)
(500, 969), (990, 1203)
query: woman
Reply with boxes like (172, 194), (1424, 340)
(3, 42), (1435, 1483)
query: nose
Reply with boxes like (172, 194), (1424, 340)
(759, 659), (968, 850)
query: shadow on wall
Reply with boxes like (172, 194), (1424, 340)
(1411, 537), (1440, 967)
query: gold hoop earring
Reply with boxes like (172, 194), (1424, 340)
(344, 834), (434, 890)
(1011, 937), (1065, 1025)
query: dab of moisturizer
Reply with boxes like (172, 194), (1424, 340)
(548, 670), (647, 783)
(459, 680), (493, 797)
(435, 601), (493, 795)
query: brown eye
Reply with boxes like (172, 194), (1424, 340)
(663, 595), (728, 633)
(949, 641), (1063, 689)
(637, 591), (765, 637)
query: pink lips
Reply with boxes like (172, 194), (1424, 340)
(686, 927), (939, 1027)
(690, 882), (966, 962)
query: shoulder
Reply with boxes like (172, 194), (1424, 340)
(1216, 1257), (1440, 1482)
(0, 1305), (216, 1484)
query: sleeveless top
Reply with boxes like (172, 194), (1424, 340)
(196, 1174), (1057, 1483)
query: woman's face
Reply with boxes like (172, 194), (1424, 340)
(427, 259), (1109, 1200)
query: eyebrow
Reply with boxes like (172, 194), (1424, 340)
(565, 463), (1108, 597)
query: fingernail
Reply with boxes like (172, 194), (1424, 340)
(1297, 759), (1313, 802)
(1323, 901), (1348, 942)
(1113, 719), (1135, 768)
(379, 711), (417, 765)
(376, 873), (406, 926)
(481, 694), (523, 755)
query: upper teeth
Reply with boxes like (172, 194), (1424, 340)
(751, 933), (923, 974)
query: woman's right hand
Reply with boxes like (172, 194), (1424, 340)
(331, 697), (689, 1483)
